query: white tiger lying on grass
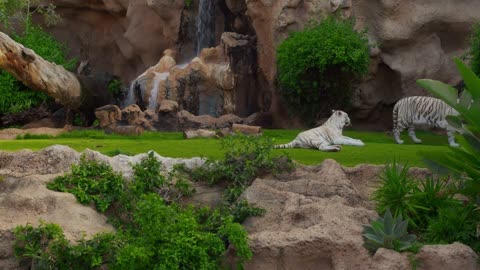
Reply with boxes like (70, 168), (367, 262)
(274, 110), (365, 152)
(392, 96), (460, 147)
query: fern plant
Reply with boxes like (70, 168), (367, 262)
(362, 209), (417, 253)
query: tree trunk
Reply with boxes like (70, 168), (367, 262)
(183, 129), (217, 139)
(0, 32), (83, 108)
(232, 124), (262, 135)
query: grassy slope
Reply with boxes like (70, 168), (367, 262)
(0, 129), (454, 167)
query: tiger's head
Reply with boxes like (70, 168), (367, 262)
(328, 110), (351, 129)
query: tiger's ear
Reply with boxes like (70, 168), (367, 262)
(337, 110), (341, 115)
(331, 110), (336, 114)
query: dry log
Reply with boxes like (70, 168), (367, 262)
(109, 125), (144, 136)
(0, 32), (82, 108)
(232, 124), (262, 135)
(183, 129), (217, 139)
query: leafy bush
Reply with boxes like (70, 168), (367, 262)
(423, 204), (480, 251)
(276, 17), (370, 123)
(362, 209), (417, 253)
(112, 194), (251, 270)
(471, 23), (480, 76)
(185, 134), (293, 222)
(14, 222), (121, 270)
(47, 157), (124, 212)
(23, 152), (252, 269)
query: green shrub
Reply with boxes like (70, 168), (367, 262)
(112, 194), (251, 270)
(471, 23), (480, 76)
(185, 134), (293, 222)
(423, 204), (480, 251)
(362, 209), (417, 253)
(105, 148), (134, 157)
(47, 156), (125, 212)
(276, 17), (370, 123)
(14, 222), (121, 270)
(35, 153), (252, 269)
(185, 0), (193, 9)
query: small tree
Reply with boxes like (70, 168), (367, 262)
(276, 17), (370, 124)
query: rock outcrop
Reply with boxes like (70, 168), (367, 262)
(236, 160), (478, 269)
(39, 0), (480, 128)
(95, 102), (272, 132)
(127, 32), (259, 117)
(244, 0), (480, 127)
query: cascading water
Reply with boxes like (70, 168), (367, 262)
(148, 72), (169, 110)
(196, 0), (215, 56)
(123, 82), (136, 107)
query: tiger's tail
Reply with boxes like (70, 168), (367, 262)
(392, 104), (399, 132)
(274, 141), (296, 149)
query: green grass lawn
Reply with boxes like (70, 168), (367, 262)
(0, 129), (456, 167)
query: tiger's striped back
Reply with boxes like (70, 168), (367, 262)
(392, 96), (459, 146)
(392, 96), (456, 131)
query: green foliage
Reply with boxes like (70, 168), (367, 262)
(108, 79), (122, 96)
(25, 152), (251, 269)
(373, 161), (426, 228)
(276, 17), (370, 123)
(14, 222), (121, 270)
(191, 134), (295, 188)
(470, 23), (480, 76)
(112, 194), (251, 270)
(184, 0), (193, 9)
(47, 157), (124, 212)
(362, 209), (417, 253)
(185, 134), (293, 222)
(373, 161), (458, 230)
(0, 22), (76, 115)
(423, 204), (480, 251)
(418, 59), (480, 203)
(105, 148), (134, 157)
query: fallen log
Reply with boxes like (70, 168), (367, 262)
(183, 129), (217, 139)
(0, 31), (111, 121)
(232, 124), (262, 135)
(108, 125), (144, 136)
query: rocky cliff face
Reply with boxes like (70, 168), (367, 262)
(42, 0), (480, 127)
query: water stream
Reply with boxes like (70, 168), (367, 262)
(196, 0), (215, 56)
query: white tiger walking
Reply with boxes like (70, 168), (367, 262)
(274, 110), (365, 152)
(392, 96), (460, 147)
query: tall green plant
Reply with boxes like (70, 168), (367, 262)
(276, 17), (370, 123)
(470, 23), (480, 76)
(372, 161), (427, 228)
(418, 58), (480, 203)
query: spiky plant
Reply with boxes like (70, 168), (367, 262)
(362, 209), (417, 253)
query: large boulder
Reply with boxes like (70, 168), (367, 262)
(235, 160), (478, 269)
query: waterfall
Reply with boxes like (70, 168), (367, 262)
(196, 0), (215, 55)
(148, 72), (169, 110)
(124, 82), (136, 107)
